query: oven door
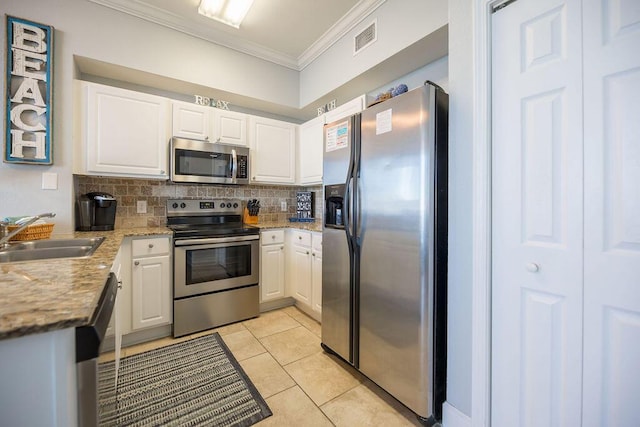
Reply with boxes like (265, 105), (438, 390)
(174, 235), (259, 298)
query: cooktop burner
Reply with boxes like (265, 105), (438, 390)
(166, 199), (259, 239)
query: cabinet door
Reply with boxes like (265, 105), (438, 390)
(324, 95), (365, 123)
(172, 101), (211, 141)
(298, 115), (325, 185)
(131, 255), (172, 330)
(260, 244), (285, 301)
(85, 82), (170, 178)
(291, 244), (312, 305)
(249, 116), (296, 183)
(311, 249), (322, 314)
(214, 110), (248, 146)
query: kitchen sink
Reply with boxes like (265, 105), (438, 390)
(0, 237), (105, 263)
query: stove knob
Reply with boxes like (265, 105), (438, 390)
(172, 203), (178, 209)
(233, 203), (239, 208)
(220, 203), (226, 208)
(180, 203), (186, 208)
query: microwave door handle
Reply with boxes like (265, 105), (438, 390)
(231, 149), (238, 183)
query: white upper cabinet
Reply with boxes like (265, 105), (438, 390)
(324, 95), (365, 124)
(249, 116), (296, 184)
(78, 81), (171, 179)
(172, 101), (211, 141)
(172, 101), (248, 146)
(213, 109), (248, 146)
(297, 114), (325, 185)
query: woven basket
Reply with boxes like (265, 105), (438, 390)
(7, 223), (55, 241)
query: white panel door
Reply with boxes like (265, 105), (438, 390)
(582, 1), (640, 425)
(291, 244), (312, 305)
(260, 243), (285, 301)
(491, 0), (584, 425)
(85, 82), (170, 177)
(172, 101), (211, 141)
(249, 116), (296, 184)
(131, 255), (171, 330)
(298, 114), (325, 185)
(213, 110), (248, 146)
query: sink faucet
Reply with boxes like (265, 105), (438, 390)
(0, 213), (56, 248)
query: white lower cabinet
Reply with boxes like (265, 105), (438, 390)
(311, 233), (322, 314)
(131, 237), (172, 331)
(260, 230), (285, 301)
(285, 230), (322, 315)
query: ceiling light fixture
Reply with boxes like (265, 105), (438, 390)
(197, 0), (254, 29)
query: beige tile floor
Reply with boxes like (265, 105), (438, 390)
(109, 306), (423, 426)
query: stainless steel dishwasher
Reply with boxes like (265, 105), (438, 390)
(76, 272), (118, 427)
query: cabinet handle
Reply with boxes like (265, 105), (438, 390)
(117, 280), (123, 289)
(134, 261), (140, 266)
(252, 176), (256, 180)
(306, 251), (309, 255)
(280, 246), (284, 250)
(298, 236), (302, 240)
(271, 235), (276, 239)
(205, 136), (209, 141)
(312, 253), (315, 257)
(148, 243), (154, 248)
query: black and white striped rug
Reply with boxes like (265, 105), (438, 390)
(98, 333), (271, 427)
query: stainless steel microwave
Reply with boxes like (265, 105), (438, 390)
(170, 137), (250, 185)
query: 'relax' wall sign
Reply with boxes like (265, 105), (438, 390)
(4, 16), (54, 164)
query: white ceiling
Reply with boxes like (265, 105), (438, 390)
(87, 0), (384, 70)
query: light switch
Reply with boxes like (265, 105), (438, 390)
(137, 200), (147, 214)
(42, 172), (58, 190)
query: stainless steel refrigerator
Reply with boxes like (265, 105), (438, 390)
(321, 83), (448, 424)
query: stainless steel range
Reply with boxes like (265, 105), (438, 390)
(167, 199), (260, 337)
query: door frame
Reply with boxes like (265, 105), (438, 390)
(470, 1), (500, 426)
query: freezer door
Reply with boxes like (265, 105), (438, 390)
(358, 85), (437, 417)
(321, 116), (357, 363)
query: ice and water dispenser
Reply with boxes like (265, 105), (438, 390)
(324, 184), (345, 228)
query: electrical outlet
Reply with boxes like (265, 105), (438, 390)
(280, 201), (287, 211)
(137, 200), (147, 214)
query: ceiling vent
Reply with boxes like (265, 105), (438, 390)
(354, 20), (377, 55)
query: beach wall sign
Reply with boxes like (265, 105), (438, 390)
(4, 16), (54, 164)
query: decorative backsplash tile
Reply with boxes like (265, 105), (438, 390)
(74, 175), (322, 229)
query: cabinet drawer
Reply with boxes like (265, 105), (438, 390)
(261, 229), (284, 245)
(132, 237), (170, 256)
(291, 230), (311, 247)
(312, 233), (322, 252)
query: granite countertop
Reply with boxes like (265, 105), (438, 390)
(0, 227), (172, 341)
(251, 220), (322, 232)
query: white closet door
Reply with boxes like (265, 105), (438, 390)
(491, 0), (584, 425)
(582, 1), (640, 425)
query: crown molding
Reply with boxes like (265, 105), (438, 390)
(298, 0), (386, 70)
(87, 0), (385, 71)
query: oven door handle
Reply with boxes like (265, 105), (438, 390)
(174, 235), (259, 246)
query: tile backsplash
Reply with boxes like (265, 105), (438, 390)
(74, 175), (323, 229)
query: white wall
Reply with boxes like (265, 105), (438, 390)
(0, 0), (298, 233)
(367, 56), (449, 103)
(300, 0), (447, 107)
(445, 0), (474, 420)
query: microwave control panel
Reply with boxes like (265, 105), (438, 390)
(237, 156), (248, 179)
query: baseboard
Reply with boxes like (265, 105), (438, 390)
(442, 402), (471, 427)
(293, 301), (321, 322)
(260, 297), (295, 312)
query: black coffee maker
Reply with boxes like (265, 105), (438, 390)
(76, 192), (117, 231)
